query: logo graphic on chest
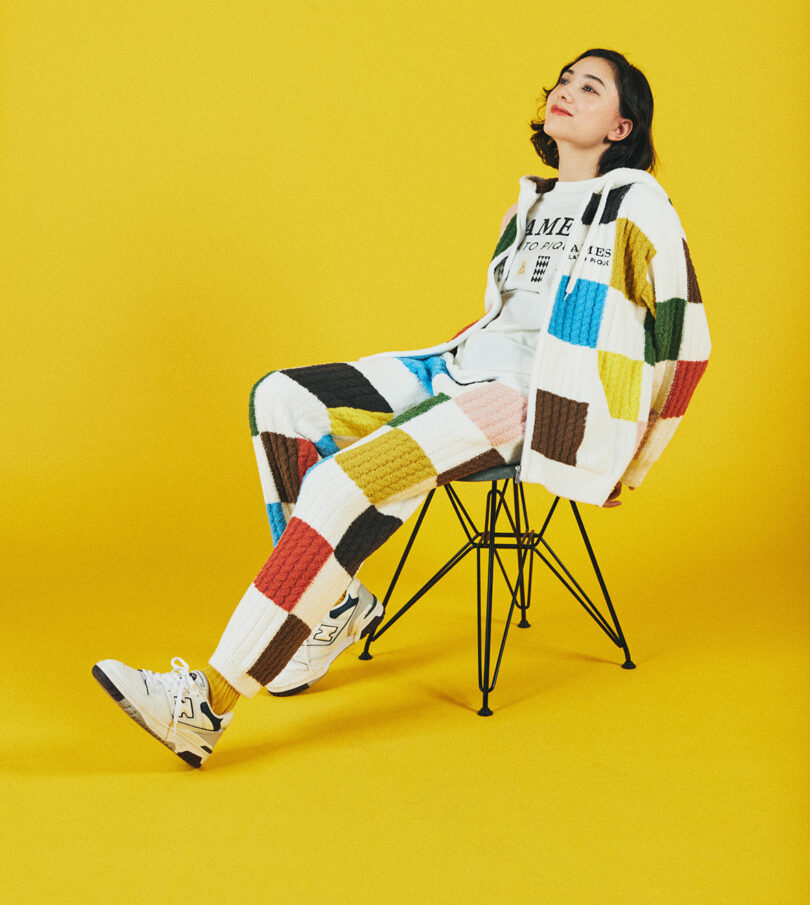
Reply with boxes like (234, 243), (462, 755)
(531, 256), (551, 282)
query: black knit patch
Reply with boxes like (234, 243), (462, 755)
(334, 506), (403, 576)
(581, 183), (633, 225)
(600, 183), (633, 222)
(281, 363), (393, 413)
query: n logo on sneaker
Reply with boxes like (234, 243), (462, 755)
(312, 623), (340, 643)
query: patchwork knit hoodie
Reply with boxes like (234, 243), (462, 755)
(363, 168), (711, 506)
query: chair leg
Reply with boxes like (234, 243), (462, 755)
(477, 481), (498, 716)
(569, 500), (636, 670)
(514, 479), (531, 629)
(358, 489), (437, 661)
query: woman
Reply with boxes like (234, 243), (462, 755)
(93, 48), (711, 767)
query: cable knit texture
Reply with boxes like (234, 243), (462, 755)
(361, 168), (711, 505)
(210, 168), (711, 694)
(210, 358), (527, 696)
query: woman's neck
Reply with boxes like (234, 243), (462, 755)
(556, 146), (605, 182)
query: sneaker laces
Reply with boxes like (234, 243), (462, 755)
(147, 657), (198, 730)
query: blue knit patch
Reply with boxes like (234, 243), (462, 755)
(314, 433), (340, 457)
(396, 355), (450, 394)
(266, 503), (287, 545)
(548, 276), (608, 348)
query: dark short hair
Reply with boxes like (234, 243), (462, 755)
(529, 48), (657, 175)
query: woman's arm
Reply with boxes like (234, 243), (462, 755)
(621, 235), (711, 489)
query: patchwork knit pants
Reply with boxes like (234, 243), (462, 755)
(209, 355), (528, 697)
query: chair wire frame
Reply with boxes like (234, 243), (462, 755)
(358, 476), (635, 716)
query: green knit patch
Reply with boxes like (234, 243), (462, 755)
(491, 214), (517, 262)
(654, 297), (686, 362)
(387, 393), (451, 428)
(249, 369), (277, 436)
(643, 309), (656, 367)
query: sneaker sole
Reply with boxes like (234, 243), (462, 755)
(92, 664), (203, 768)
(267, 610), (383, 697)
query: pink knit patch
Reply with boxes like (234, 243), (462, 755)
(453, 383), (527, 446)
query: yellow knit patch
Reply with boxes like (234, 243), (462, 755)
(328, 407), (393, 442)
(611, 218), (656, 314)
(598, 350), (643, 421)
(336, 428), (437, 504)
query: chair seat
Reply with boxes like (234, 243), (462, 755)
(457, 464), (518, 483)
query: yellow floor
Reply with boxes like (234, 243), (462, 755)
(3, 500), (808, 904)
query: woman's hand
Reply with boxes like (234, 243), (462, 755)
(602, 481), (623, 508)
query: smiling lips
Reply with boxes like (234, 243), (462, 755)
(550, 105), (572, 116)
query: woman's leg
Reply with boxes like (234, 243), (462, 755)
(249, 357), (441, 543)
(247, 356), (448, 692)
(210, 376), (528, 697)
(92, 362), (526, 767)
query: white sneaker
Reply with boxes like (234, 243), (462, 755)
(266, 581), (384, 696)
(92, 656), (233, 768)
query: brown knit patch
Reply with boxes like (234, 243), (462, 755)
(261, 431), (302, 503)
(527, 175), (557, 194)
(437, 449), (506, 485)
(531, 390), (588, 466)
(683, 239), (703, 304)
(247, 613), (312, 686)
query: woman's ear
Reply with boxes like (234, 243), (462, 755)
(608, 118), (633, 142)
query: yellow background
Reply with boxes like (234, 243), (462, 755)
(2, 0), (808, 901)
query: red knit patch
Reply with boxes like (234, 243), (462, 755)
(254, 517), (333, 612)
(448, 320), (479, 341)
(296, 438), (320, 483)
(660, 359), (708, 419)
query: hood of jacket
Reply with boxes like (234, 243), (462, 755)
(498, 167), (671, 311)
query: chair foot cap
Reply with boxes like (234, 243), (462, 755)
(622, 660), (636, 670)
(478, 706), (493, 717)
(358, 651), (373, 661)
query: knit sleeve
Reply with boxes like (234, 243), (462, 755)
(621, 235), (711, 489)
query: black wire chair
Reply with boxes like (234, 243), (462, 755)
(359, 464), (635, 715)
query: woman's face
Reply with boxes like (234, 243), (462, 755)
(544, 55), (632, 151)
